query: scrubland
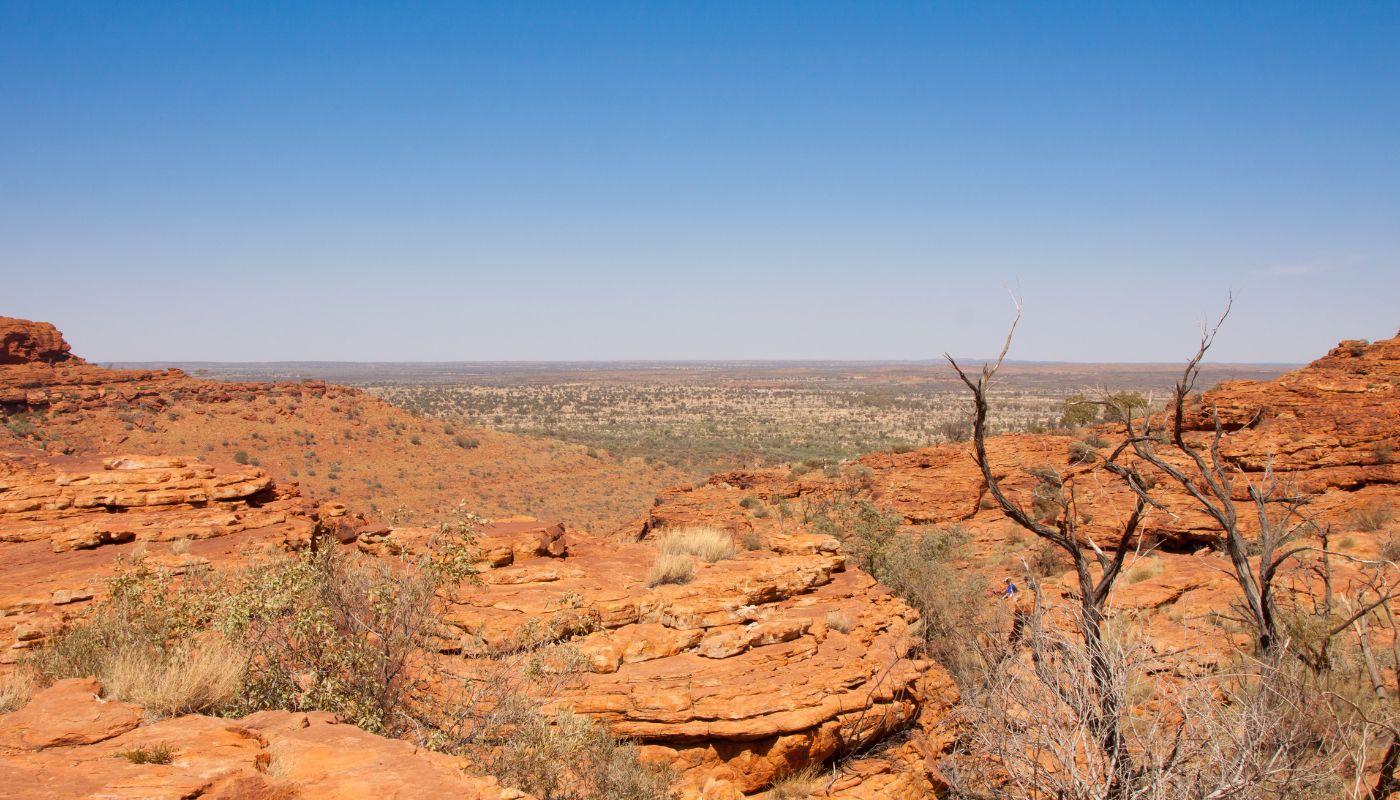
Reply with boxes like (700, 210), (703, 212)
(357, 361), (1288, 475)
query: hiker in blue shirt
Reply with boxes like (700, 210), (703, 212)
(1003, 578), (1018, 599)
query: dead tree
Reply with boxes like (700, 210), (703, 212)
(1093, 298), (1289, 655)
(947, 298), (1150, 799)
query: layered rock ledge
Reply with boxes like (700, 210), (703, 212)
(0, 678), (531, 799)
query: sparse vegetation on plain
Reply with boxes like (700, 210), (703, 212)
(319, 362), (1287, 476)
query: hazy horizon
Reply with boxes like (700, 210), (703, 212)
(106, 357), (1306, 368)
(4, 3), (1397, 362)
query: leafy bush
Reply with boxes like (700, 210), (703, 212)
(815, 499), (990, 685)
(939, 418), (973, 443)
(1060, 394), (1098, 427)
(30, 561), (235, 716)
(1104, 391), (1148, 422)
(34, 518), (479, 733)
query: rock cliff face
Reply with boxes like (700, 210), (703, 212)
(0, 317), (82, 366)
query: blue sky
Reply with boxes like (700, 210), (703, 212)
(2, 2), (1396, 362)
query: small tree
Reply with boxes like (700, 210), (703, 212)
(1061, 393), (1099, 427)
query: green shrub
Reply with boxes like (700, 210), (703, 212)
(1104, 391), (1148, 422)
(1060, 394), (1098, 427)
(939, 418), (973, 443)
(812, 499), (989, 685)
(1068, 441), (1098, 465)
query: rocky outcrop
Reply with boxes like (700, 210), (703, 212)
(0, 451), (323, 660)
(0, 317), (82, 366)
(0, 678), (531, 799)
(423, 528), (956, 796)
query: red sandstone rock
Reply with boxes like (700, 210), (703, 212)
(0, 317), (82, 366)
(0, 678), (140, 749)
(0, 683), (531, 799)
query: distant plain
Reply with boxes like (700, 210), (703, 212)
(116, 360), (1296, 476)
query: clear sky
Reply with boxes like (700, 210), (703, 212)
(2, 2), (1396, 362)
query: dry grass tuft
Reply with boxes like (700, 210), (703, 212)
(824, 611), (851, 633)
(115, 742), (176, 765)
(1352, 504), (1395, 532)
(646, 553), (695, 587)
(657, 526), (736, 563)
(765, 764), (823, 799)
(104, 642), (243, 717)
(0, 669), (37, 713)
(1124, 556), (1164, 584)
